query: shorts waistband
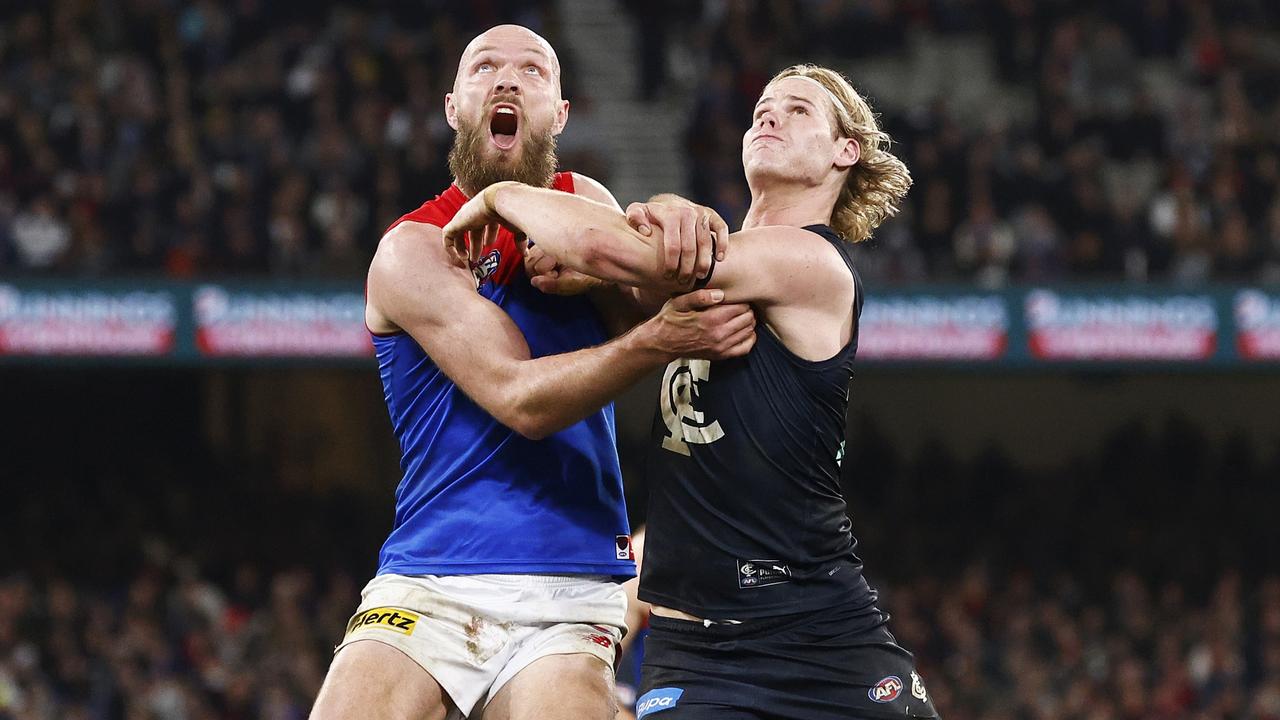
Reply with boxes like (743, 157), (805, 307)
(409, 572), (614, 583)
(648, 610), (805, 639)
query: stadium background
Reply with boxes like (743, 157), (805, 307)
(2, 1), (1280, 718)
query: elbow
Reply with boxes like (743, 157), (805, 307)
(503, 396), (559, 440)
(488, 371), (562, 440)
(507, 411), (556, 441)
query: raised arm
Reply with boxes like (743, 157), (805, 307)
(443, 181), (846, 309)
(515, 174), (725, 315)
(365, 221), (755, 440)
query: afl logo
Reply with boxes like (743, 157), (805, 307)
(472, 250), (501, 285)
(869, 676), (903, 703)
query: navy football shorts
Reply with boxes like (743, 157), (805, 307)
(635, 602), (941, 720)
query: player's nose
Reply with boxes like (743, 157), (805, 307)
(493, 66), (522, 95)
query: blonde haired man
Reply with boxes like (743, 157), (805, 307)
(444, 64), (940, 718)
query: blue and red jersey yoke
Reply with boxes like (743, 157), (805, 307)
(372, 172), (633, 577)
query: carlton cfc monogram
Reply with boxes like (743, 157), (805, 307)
(659, 358), (725, 456)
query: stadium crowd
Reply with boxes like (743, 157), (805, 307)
(2, 1), (1280, 285)
(0, 0), (579, 278)
(3, 411), (1279, 720)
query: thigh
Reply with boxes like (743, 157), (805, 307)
(482, 653), (615, 720)
(310, 639), (454, 720)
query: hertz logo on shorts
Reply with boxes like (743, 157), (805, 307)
(345, 607), (419, 637)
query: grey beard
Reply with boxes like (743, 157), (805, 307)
(448, 119), (559, 196)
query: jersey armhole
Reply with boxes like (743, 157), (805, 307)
(757, 226), (861, 370)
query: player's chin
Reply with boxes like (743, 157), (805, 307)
(744, 158), (791, 184)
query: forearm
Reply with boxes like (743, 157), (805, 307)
(502, 319), (670, 439)
(491, 183), (683, 292)
(375, 218), (679, 441)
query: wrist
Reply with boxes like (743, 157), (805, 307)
(625, 316), (676, 364)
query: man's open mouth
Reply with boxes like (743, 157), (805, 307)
(489, 105), (519, 150)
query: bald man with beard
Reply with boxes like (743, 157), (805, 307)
(308, 25), (749, 720)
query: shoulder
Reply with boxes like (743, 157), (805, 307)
(366, 222), (458, 333)
(731, 225), (852, 277)
(724, 225), (855, 307)
(569, 172), (622, 211)
(378, 220), (445, 259)
(370, 221), (454, 285)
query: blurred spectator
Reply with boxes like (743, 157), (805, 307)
(10, 195), (70, 270)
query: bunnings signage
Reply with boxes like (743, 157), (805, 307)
(859, 294), (1008, 361)
(193, 285), (370, 357)
(0, 280), (1275, 367)
(0, 283), (177, 356)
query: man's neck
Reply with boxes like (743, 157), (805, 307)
(741, 183), (838, 231)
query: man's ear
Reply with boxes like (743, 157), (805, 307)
(551, 99), (570, 136)
(834, 137), (860, 170)
(445, 93), (459, 131)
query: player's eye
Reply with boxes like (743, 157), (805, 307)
(524, 65), (541, 76)
(477, 62), (494, 73)
(791, 105), (808, 115)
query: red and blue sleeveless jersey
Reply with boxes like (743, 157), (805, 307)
(371, 172), (634, 577)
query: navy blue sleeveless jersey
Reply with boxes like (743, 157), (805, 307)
(371, 173), (634, 578)
(638, 224), (877, 619)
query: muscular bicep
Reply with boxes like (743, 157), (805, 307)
(367, 222), (532, 410)
(697, 227), (845, 308)
(706, 226), (857, 360)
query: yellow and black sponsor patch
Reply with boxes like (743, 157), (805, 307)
(345, 607), (419, 637)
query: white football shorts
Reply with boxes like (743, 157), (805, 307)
(335, 573), (628, 718)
